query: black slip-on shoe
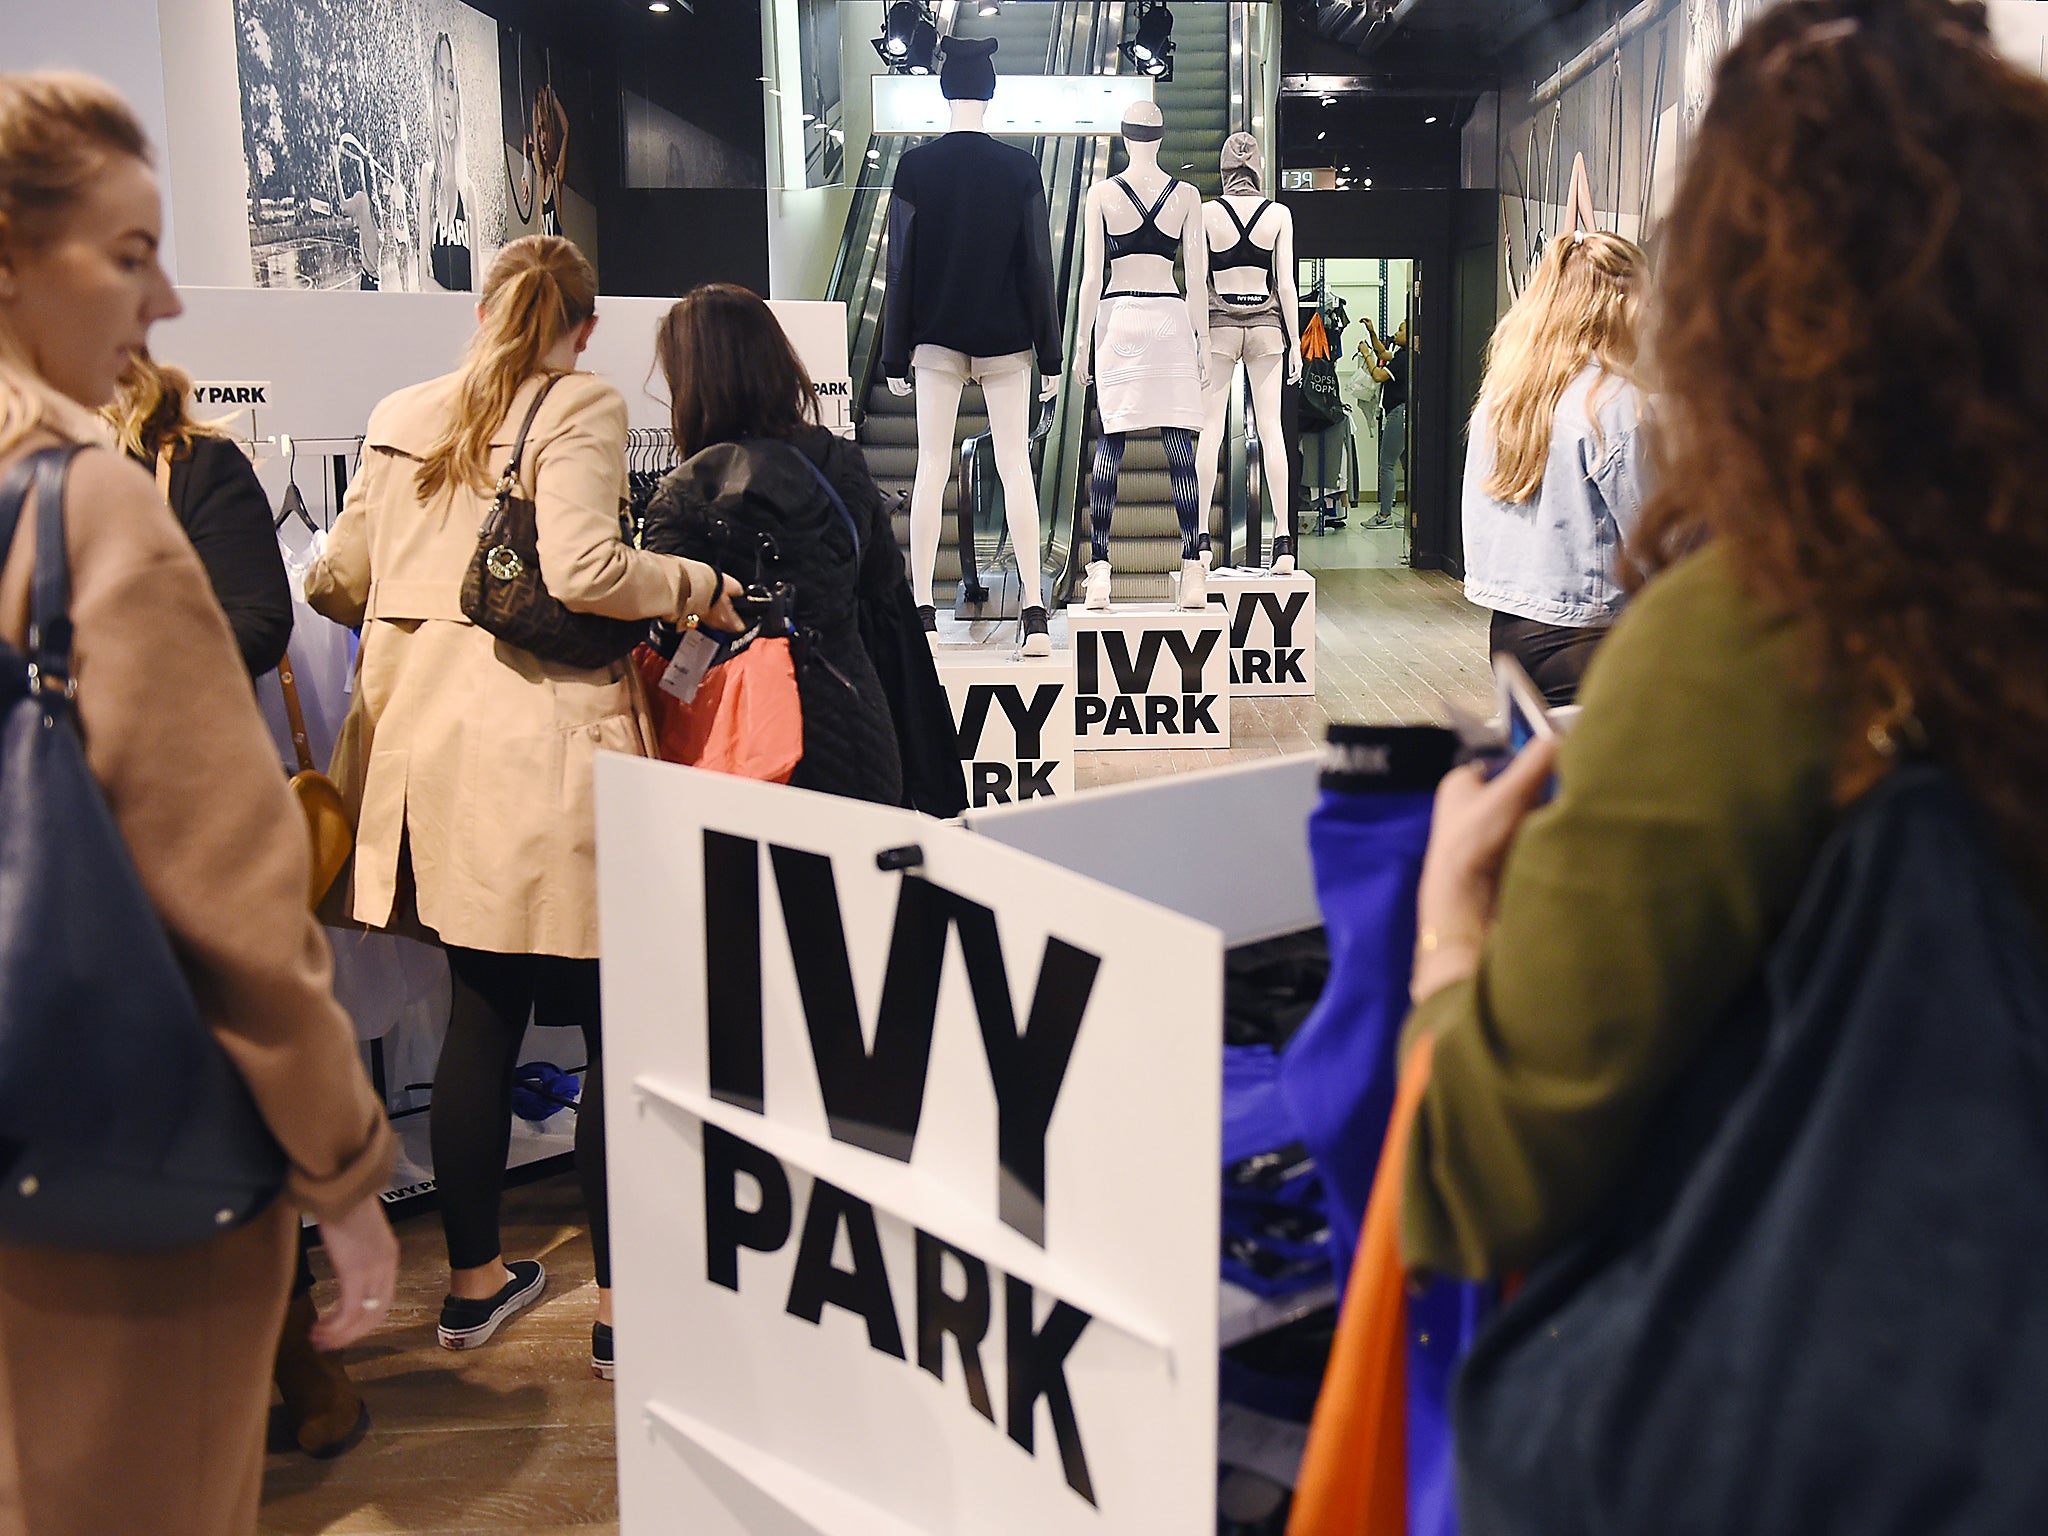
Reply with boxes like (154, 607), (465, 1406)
(592, 1321), (614, 1380)
(1020, 605), (1051, 657)
(436, 1260), (546, 1351)
(916, 603), (938, 633)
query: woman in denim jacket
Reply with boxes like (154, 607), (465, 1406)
(1461, 231), (1646, 705)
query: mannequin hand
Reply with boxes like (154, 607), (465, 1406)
(1287, 351), (1303, 386)
(1075, 356), (1092, 389)
(1038, 374), (1060, 403)
(886, 376), (911, 398)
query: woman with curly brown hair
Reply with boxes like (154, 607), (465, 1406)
(1401, 0), (2048, 1279)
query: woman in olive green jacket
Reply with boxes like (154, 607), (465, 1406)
(1400, 0), (2048, 1281)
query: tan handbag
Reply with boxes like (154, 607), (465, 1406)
(277, 650), (353, 909)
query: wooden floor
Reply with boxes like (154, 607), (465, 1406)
(1075, 561), (1492, 790)
(261, 558), (1490, 1535)
(262, 1178), (618, 1536)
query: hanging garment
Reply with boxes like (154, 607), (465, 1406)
(1456, 766), (2048, 1536)
(1279, 726), (1490, 1536)
(263, 531), (449, 1049)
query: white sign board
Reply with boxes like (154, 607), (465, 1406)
(595, 759), (1221, 1535)
(872, 75), (1156, 137)
(1067, 607), (1231, 751)
(1204, 571), (1317, 697)
(937, 651), (1076, 807)
(154, 288), (850, 440)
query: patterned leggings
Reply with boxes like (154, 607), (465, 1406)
(1091, 426), (1201, 563)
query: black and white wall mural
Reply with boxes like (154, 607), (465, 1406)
(232, 0), (516, 291)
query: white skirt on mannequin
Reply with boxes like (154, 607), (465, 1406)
(1094, 294), (1204, 434)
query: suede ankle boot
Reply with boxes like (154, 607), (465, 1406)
(273, 1290), (370, 1459)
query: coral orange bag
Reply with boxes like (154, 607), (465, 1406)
(634, 637), (803, 783)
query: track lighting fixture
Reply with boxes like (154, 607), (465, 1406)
(873, 1), (939, 75)
(1119, 1), (1175, 83)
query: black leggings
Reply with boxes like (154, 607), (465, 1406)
(1090, 427), (1202, 562)
(434, 948), (611, 1288)
(1489, 610), (1610, 710)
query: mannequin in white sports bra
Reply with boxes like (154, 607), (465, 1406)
(1196, 133), (1302, 574)
(1073, 102), (1211, 610)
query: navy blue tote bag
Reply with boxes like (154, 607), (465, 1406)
(1455, 766), (2048, 1534)
(0, 447), (284, 1250)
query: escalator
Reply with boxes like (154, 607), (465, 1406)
(829, 1), (1246, 612)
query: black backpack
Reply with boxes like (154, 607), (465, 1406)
(1455, 766), (2048, 1534)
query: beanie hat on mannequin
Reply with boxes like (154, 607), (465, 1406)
(939, 36), (999, 101)
(1221, 132), (1264, 195)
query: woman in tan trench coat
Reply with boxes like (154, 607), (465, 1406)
(0, 73), (398, 1536)
(306, 235), (736, 1379)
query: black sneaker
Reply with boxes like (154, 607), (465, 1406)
(592, 1321), (614, 1381)
(1019, 605), (1051, 658)
(436, 1259), (546, 1351)
(916, 604), (938, 633)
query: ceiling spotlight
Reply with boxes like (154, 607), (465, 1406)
(1318, 130), (1327, 140)
(647, 1), (670, 11)
(978, 0), (1002, 12)
(1120, 1), (1175, 82)
(1425, 114), (1439, 124)
(874, 2), (937, 73)
(1364, 177), (1373, 187)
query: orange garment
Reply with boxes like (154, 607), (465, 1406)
(1286, 1031), (1437, 1536)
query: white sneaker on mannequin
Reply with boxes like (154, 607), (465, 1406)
(1178, 558), (1207, 611)
(1084, 560), (1113, 610)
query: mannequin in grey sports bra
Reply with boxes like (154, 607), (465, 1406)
(1197, 133), (1303, 573)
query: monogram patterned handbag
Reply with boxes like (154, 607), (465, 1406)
(459, 373), (648, 670)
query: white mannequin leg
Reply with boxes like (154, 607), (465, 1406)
(978, 365), (1044, 610)
(1194, 328), (1244, 555)
(1244, 345), (1291, 545)
(909, 363), (969, 608)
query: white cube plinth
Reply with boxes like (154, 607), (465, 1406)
(1198, 569), (1318, 697)
(934, 649), (1077, 806)
(1066, 604), (1232, 751)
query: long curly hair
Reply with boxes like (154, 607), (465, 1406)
(1637, 0), (2048, 875)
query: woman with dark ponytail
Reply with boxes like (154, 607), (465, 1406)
(307, 235), (741, 1380)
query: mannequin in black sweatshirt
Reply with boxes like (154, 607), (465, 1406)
(880, 34), (1062, 655)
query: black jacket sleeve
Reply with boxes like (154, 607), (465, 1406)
(168, 436), (294, 677)
(880, 161), (918, 381)
(1021, 176), (1063, 379)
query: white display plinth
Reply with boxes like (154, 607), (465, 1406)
(1198, 570), (1318, 697)
(935, 649), (1077, 807)
(1065, 605), (1231, 751)
(595, 760), (1222, 1535)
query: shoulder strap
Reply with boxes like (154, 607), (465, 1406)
(25, 445), (86, 699)
(785, 441), (860, 556)
(1220, 198), (1253, 239)
(1147, 178), (1181, 222)
(1245, 198), (1273, 238)
(497, 372), (567, 491)
(1114, 177), (1149, 221)
(0, 453), (43, 589)
(275, 649), (316, 774)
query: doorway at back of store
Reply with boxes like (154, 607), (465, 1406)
(1295, 255), (1414, 571)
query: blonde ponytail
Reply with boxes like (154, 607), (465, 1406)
(415, 235), (597, 503)
(1479, 230), (1644, 504)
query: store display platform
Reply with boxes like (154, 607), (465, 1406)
(932, 646), (1076, 806)
(1065, 602), (1233, 750)
(1197, 568), (1318, 697)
